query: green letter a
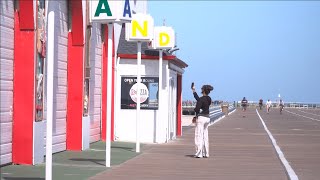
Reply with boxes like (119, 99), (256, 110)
(94, 0), (112, 17)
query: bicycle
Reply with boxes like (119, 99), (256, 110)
(279, 104), (284, 114)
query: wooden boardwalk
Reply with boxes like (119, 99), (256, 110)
(91, 108), (320, 180)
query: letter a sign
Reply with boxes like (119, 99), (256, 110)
(91, 0), (133, 23)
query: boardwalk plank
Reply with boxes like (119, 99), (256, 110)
(91, 109), (288, 180)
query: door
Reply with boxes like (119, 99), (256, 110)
(168, 78), (176, 140)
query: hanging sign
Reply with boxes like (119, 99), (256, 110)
(149, 26), (175, 49)
(125, 13), (154, 42)
(90, 0), (133, 23)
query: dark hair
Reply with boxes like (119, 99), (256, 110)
(201, 85), (214, 95)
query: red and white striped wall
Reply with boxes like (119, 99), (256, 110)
(0, 0), (15, 165)
(0, 0), (116, 165)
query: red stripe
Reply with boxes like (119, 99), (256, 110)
(66, 33), (84, 150)
(118, 54), (176, 60)
(176, 75), (182, 136)
(12, 11), (34, 165)
(70, 0), (84, 46)
(19, 0), (34, 30)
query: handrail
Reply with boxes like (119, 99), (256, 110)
(235, 101), (320, 108)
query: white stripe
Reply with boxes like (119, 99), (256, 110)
(285, 110), (320, 122)
(90, 149), (106, 152)
(296, 109), (320, 117)
(256, 109), (299, 180)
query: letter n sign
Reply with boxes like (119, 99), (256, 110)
(125, 13), (154, 42)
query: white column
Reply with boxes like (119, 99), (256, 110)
(166, 63), (170, 142)
(136, 42), (141, 153)
(45, 11), (55, 180)
(157, 49), (163, 143)
(106, 23), (114, 167)
(114, 56), (121, 140)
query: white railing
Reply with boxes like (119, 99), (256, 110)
(235, 101), (320, 109)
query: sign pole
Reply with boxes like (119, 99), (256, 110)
(106, 23), (114, 167)
(136, 41), (141, 153)
(45, 11), (55, 180)
(157, 49), (163, 143)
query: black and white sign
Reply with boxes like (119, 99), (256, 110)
(121, 77), (159, 110)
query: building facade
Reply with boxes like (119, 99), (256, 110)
(0, 0), (186, 166)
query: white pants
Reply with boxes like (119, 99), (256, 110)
(194, 116), (210, 157)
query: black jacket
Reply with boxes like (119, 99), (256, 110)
(193, 92), (211, 117)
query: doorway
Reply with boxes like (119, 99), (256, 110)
(168, 78), (177, 140)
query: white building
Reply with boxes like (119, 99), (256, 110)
(115, 26), (187, 143)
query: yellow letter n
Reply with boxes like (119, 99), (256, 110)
(132, 20), (148, 37)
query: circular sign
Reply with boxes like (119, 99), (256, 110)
(129, 83), (149, 103)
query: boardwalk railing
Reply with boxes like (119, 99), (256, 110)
(209, 106), (223, 123)
(236, 101), (320, 109)
(209, 104), (236, 123)
(182, 103), (236, 124)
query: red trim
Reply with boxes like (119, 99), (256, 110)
(171, 58), (188, 69)
(66, 32), (84, 150)
(19, 0), (34, 30)
(70, 0), (84, 46)
(12, 11), (34, 165)
(101, 26), (115, 141)
(176, 75), (182, 136)
(118, 54), (176, 60)
(66, 0), (84, 151)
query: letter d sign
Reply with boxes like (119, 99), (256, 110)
(153, 27), (175, 49)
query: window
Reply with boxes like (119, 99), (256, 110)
(14, 0), (19, 11)
(67, 0), (72, 32)
(83, 0), (91, 116)
(35, 0), (46, 121)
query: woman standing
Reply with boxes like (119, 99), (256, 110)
(192, 84), (214, 158)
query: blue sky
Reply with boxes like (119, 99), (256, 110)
(148, 1), (320, 103)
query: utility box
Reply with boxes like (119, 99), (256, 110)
(221, 103), (229, 115)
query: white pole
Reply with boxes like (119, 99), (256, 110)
(157, 49), (163, 143)
(45, 11), (55, 180)
(114, 56), (120, 140)
(166, 63), (170, 142)
(136, 42), (141, 153)
(106, 23), (113, 167)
